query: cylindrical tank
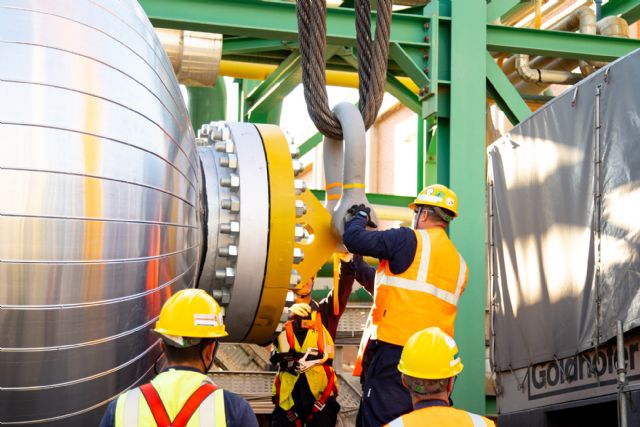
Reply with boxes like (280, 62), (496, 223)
(0, 0), (202, 424)
(0, 1), (334, 424)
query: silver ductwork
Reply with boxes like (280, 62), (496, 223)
(0, 1), (331, 425)
(156, 28), (223, 87)
(506, 7), (629, 94)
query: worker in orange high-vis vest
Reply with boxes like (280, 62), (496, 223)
(99, 289), (258, 427)
(271, 256), (374, 427)
(384, 327), (494, 427)
(342, 184), (468, 427)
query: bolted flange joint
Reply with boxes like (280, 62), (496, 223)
(220, 221), (240, 235)
(215, 267), (236, 285)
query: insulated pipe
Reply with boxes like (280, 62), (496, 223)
(156, 28), (223, 87)
(328, 102), (378, 241)
(580, 16), (630, 75)
(515, 54), (583, 85)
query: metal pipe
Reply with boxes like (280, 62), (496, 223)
(580, 16), (630, 76)
(515, 54), (582, 85)
(156, 28), (223, 87)
(616, 321), (628, 427)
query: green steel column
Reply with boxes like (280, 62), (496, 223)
(448, 0), (486, 414)
(417, 117), (425, 194)
(242, 79), (283, 125)
(187, 79), (227, 131)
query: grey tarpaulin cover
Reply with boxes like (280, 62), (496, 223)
(488, 49), (640, 372)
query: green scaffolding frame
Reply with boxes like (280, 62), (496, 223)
(140, 0), (640, 415)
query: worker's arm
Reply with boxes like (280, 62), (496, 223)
(223, 390), (259, 427)
(317, 257), (361, 338)
(350, 254), (375, 294)
(343, 216), (417, 274)
(98, 400), (116, 427)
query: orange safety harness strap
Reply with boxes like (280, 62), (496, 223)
(139, 382), (217, 427)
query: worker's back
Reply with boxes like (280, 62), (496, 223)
(373, 227), (467, 344)
(386, 406), (495, 427)
(109, 368), (257, 427)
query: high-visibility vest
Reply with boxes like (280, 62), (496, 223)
(272, 311), (338, 412)
(354, 228), (467, 376)
(385, 406), (495, 427)
(114, 369), (226, 427)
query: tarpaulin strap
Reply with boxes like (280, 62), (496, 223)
(305, 365), (337, 423)
(140, 382), (217, 427)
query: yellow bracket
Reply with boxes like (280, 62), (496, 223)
(294, 189), (338, 289)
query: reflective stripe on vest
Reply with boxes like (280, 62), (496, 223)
(387, 417), (404, 427)
(115, 370), (227, 427)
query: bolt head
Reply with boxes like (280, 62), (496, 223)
(294, 224), (305, 242)
(215, 267), (236, 285)
(220, 173), (240, 190)
(220, 154), (238, 169)
(221, 197), (240, 212)
(212, 123), (230, 141)
(294, 179), (307, 195)
(289, 269), (301, 287)
(219, 244), (238, 258)
(215, 140), (235, 153)
(295, 200), (307, 218)
(289, 144), (300, 159)
(220, 221), (240, 235)
(293, 247), (304, 264)
(292, 160), (304, 176)
(199, 123), (211, 137)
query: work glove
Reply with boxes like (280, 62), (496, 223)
(289, 302), (312, 318)
(344, 204), (377, 228)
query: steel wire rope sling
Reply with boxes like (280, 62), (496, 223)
(295, 0), (393, 139)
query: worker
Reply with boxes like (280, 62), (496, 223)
(384, 327), (494, 427)
(99, 289), (258, 427)
(271, 255), (374, 427)
(342, 184), (468, 427)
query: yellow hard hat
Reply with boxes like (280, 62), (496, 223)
(397, 327), (463, 379)
(408, 184), (458, 218)
(154, 289), (228, 344)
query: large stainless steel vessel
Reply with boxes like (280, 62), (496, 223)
(0, 1), (333, 424)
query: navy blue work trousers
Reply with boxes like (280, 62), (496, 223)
(356, 341), (413, 427)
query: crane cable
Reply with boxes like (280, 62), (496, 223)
(295, 0), (393, 139)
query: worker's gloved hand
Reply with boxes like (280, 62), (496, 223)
(289, 303), (312, 318)
(345, 204), (377, 228)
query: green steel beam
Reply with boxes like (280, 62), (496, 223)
(299, 132), (323, 157)
(140, 0), (428, 48)
(487, 24), (640, 61)
(486, 0), (527, 23)
(448, 0), (486, 414)
(485, 52), (531, 125)
(386, 73), (421, 114)
(222, 38), (295, 55)
(245, 51), (301, 121)
(187, 82), (227, 131)
(389, 42), (429, 89)
(310, 189), (413, 208)
(602, 0), (640, 23)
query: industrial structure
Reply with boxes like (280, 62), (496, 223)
(2, 0), (640, 425)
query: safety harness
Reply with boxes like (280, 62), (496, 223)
(273, 313), (338, 426)
(139, 382), (217, 427)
